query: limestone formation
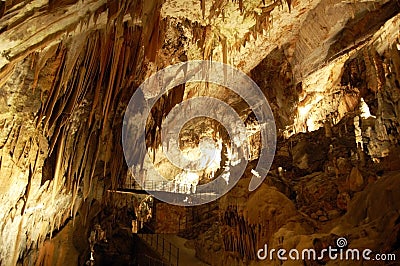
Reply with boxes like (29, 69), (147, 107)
(0, 0), (399, 265)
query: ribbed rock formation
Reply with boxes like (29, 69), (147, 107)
(0, 0), (399, 265)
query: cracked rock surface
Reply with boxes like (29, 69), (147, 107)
(0, 0), (399, 265)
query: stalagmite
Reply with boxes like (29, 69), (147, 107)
(0, 0), (399, 265)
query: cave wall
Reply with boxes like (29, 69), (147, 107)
(0, 0), (163, 264)
(0, 0), (399, 265)
(194, 7), (400, 266)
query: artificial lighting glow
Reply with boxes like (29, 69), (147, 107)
(174, 171), (199, 194)
(359, 98), (375, 119)
(180, 137), (222, 172)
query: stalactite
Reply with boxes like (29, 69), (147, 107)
(48, 119), (63, 156)
(89, 31), (107, 126)
(208, 0), (228, 20)
(31, 45), (59, 91)
(203, 25), (214, 60)
(67, 124), (87, 192)
(286, 0), (292, 12)
(0, 1), (168, 263)
(221, 37), (228, 65)
(70, 179), (80, 220)
(370, 48), (386, 91)
(221, 204), (269, 260)
(102, 24), (123, 128)
(51, 128), (66, 204)
(201, 0), (206, 18)
(142, 0), (164, 62)
(86, 131), (100, 198)
(39, 48), (67, 130)
(20, 165), (33, 216)
(82, 131), (96, 200)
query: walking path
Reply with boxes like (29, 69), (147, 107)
(161, 234), (209, 266)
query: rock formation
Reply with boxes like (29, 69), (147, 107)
(0, 0), (399, 265)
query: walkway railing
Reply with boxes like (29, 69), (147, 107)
(138, 234), (179, 266)
(125, 180), (222, 202)
(129, 180), (175, 191)
(178, 202), (218, 232)
(143, 254), (169, 266)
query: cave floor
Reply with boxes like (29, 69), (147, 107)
(162, 234), (209, 266)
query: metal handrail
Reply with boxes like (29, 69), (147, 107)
(139, 234), (180, 266)
(144, 254), (168, 266)
(178, 202), (218, 232)
(126, 180), (220, 200)
(129, 179), (219, 192)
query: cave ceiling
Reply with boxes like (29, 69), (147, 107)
(0, 0), (399, 265)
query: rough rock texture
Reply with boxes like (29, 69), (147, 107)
(0, 0), (157, 264)
(195, 121), (400, 265)
(0, 0), (399, 265)
(154, 203), (186, 233)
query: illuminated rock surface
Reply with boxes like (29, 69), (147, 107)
(0, 0), (399, 265)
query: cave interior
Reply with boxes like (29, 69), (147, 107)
(0, 0), (400, 265)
